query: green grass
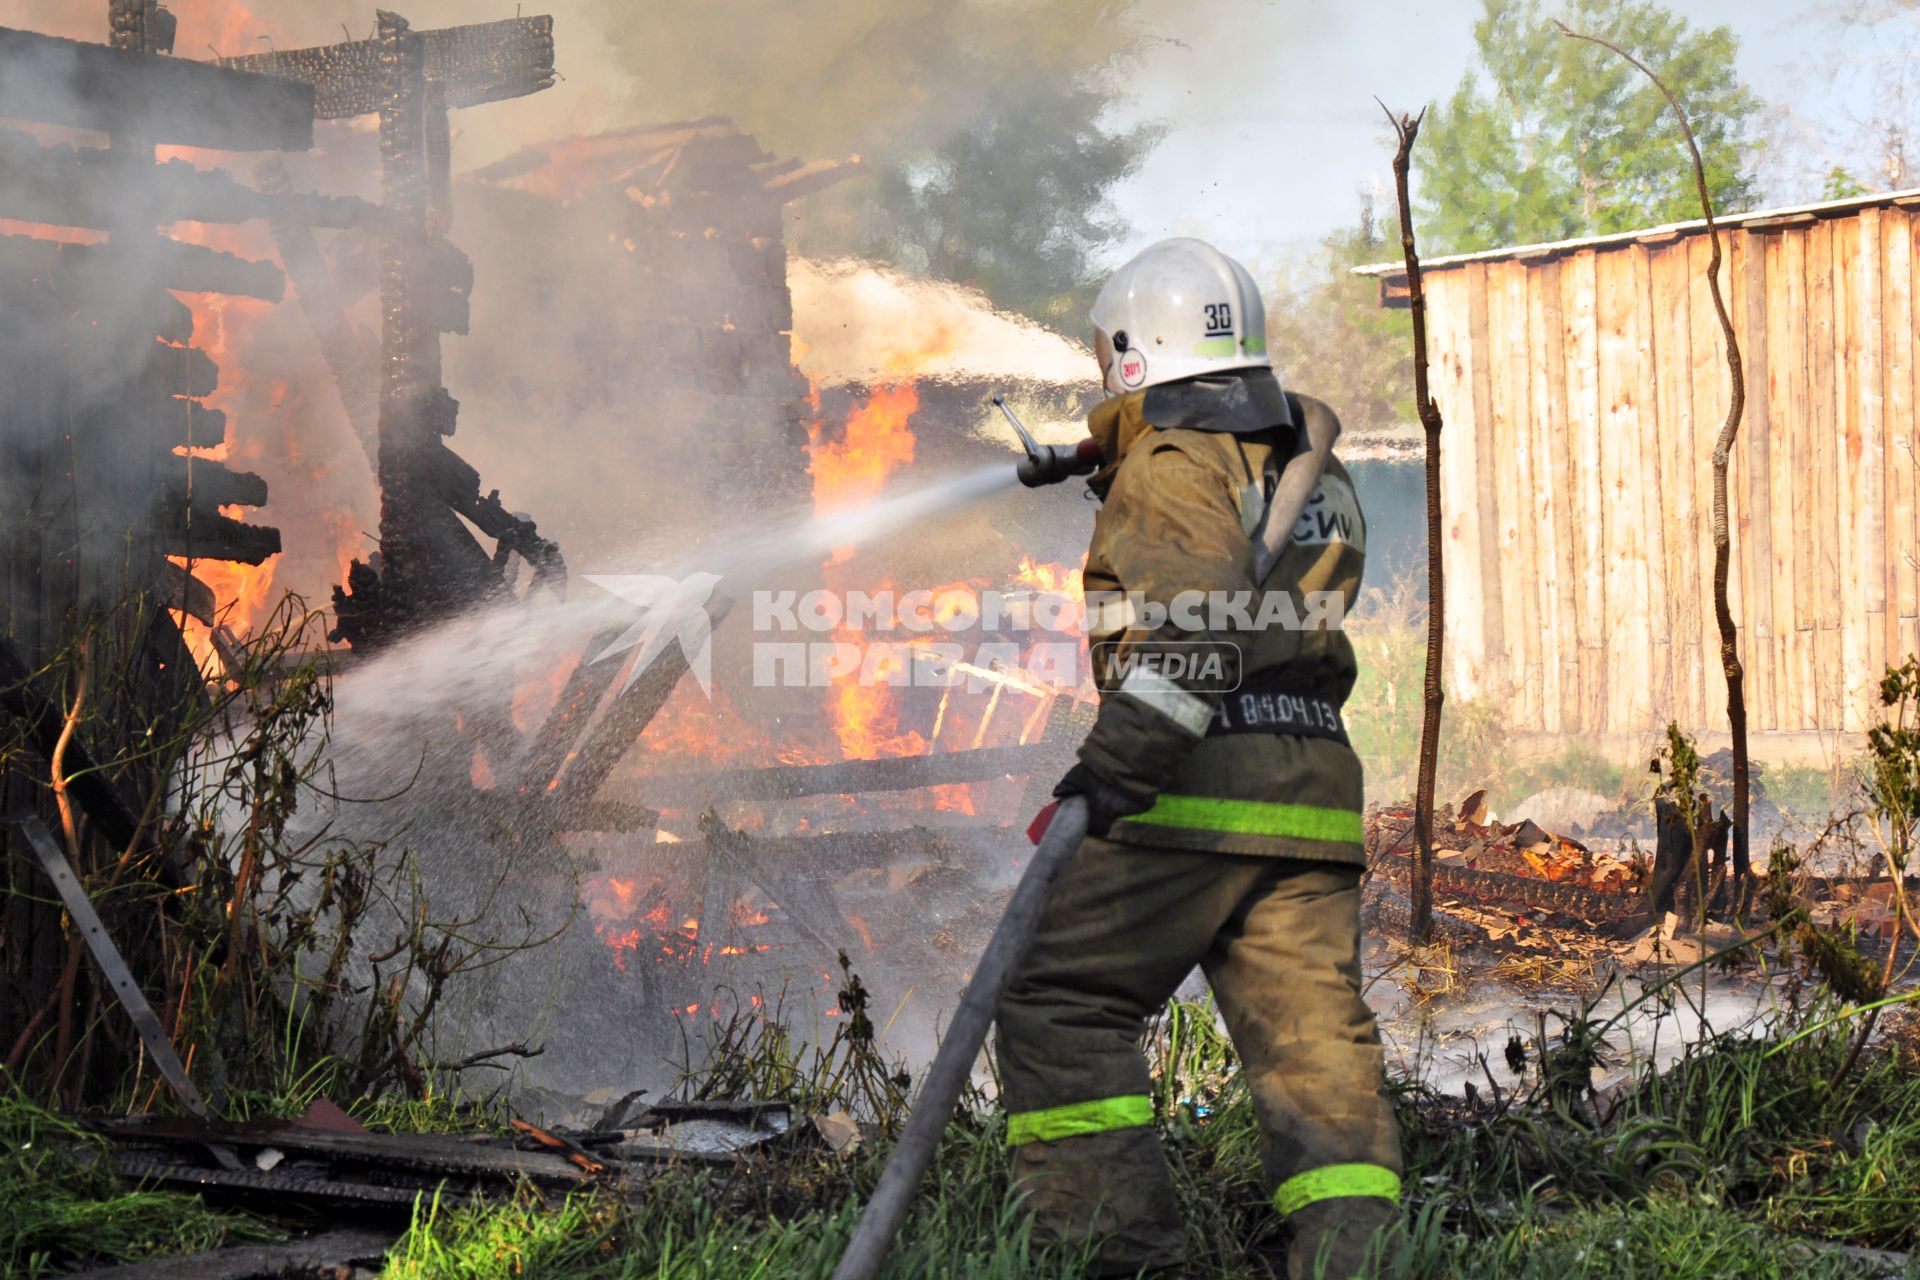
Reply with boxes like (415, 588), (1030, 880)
(0, 1081), (284, 1278)
(9, 985), (1920, 1278)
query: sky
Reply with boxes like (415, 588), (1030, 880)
(1104, 0), (1872, 275)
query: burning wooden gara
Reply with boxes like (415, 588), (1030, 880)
(449, 119), (866, 551)
(0, 5), (567, 661)
(210, 12), (567, 647)
(0, 21), (310, 674)
(0, 2), (579, 1092)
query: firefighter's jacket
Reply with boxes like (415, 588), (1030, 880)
(1076, 376), (1367, 864)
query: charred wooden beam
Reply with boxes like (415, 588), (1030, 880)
(155, 509), (282, 565)
(0, 133), (401, 235)
(218, 17), (555, 119)
(60, 1226), (398, 1280)
(0, 27), (314, 151)
(0, 233), (283, 301)
(633, 744), (1054, 804)
(548, 596), (735, 804)
(680, 826), (1018, 876)
(159, 559), (219, 624)
(158, 460), (270, 511)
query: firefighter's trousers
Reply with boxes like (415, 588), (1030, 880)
(995, 835), (1403, 1274)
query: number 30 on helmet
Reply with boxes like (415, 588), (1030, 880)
(1089, 237), (1271, 397)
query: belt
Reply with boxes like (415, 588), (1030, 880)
(1206, 676), (1349, 745)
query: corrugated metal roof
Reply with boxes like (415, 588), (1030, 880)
(1352, 184), (1920, 279)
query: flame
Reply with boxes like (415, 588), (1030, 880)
(511, 656), (578, 737)
(928, 782), (977, 815)
(165, 0), (266, 60)
(808, 381), (918, 520)
(0, 220), (107, 246)
(1012, 555), (1086, 602)
(804, 335), (956, 762)
(845, 911), (876, 952)
(638, 680), (829, 767)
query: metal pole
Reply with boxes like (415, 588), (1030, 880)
(3, 813), (210, 1117)
(829, 796), (1089, 1280)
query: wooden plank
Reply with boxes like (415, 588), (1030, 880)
(1770, 230), (1811, 729)
(61, 1227), (397, 1280)
(0, 233), (284, 301)
(0, 27), (314, 151)
(1509, 261), (1543, 725)
(1856, 209), (1888, 729)
(629, 744), (1050, 803)
(1739, 227), (1776, 733)
(1830, 218), (1860, 731)
(1429, 268), (1488, 702)
(1804, 220), (1836, 730)
(1595, 247), (1652, 734)
(1489, 262), (1533, 718)
(1467, 264), (1508, 695)
(220, 17), (555, 119)
(1638, 243), (1673, 735)
(1562, 250), (1607, 734)
(0, 135), (396, 235)
(1529, 260), (1570, 732)
(1631, 243), (1671, 733)
(1895, 212), (1920, 660)
(1650, 240), (1696, 730)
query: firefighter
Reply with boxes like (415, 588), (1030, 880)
(996, 238), (1403, 1278)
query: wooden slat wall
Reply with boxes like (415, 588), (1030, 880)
(1428, 203), (1920, 740)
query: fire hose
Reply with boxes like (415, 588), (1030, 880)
(831, 396), (1338, 1279)
(828, 794), (1089, 1280)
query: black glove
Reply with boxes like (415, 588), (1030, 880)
(1053, 761), (1155, 839)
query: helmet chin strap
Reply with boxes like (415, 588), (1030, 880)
(1250, 394), (1340, 583)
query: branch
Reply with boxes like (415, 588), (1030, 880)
(1380, 99), (1446, 944)
(1560, 23), (1751, 902)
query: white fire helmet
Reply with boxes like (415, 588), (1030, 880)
(1090, 237), (1271, 396)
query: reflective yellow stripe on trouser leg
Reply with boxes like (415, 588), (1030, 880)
(1273, 1163), (1403, 1216)
(1006, 1095), (1154, 1146)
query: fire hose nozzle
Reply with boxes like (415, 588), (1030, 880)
(994, 395), (1103, 487)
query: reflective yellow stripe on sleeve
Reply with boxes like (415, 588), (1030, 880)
(1006, 1095), (1154, 1146)
(1273, 1163), (1403, 1216)
(1124, 795), (1364, 844)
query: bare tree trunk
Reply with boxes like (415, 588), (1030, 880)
(1383, 104), (1446, 944)
(1560, 26), (1750, 902)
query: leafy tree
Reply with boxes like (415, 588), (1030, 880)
(1824, 165), (1870, 201)
(1267, 198), (1414, 435)
(825, 88), (1163, 327)
(1416, 0), (1760, 255)
(592, 0), (1158, 328)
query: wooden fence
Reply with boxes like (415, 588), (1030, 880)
(1363, 191), (1920, 742)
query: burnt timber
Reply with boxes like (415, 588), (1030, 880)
(215, 13), (564, 646)
(0, 26), (313, 151)
(0, 5), (320, 1095)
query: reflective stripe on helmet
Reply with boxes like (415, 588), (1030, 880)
(1123, 795), (1363, 843)
(1006, 1094), (1154, 1146)
(1118, 668), (1214, 737)
(1273, 1163), (1402, 1216)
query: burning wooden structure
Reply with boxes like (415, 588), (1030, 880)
(0, 1), (574, 1098)
(0, 1), (1105, 1088)
(1359, 189), (1920, 749)
(216, 13), (566, 646)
